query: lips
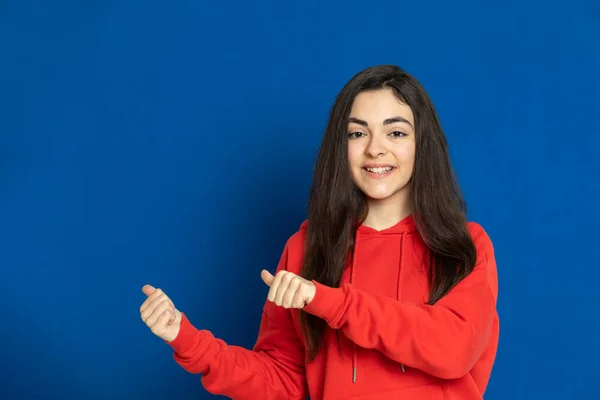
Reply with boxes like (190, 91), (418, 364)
(363, 164), (396, 175)
(364, 166), (394, 174)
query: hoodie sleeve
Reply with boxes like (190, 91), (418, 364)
(302, 222), (498, 380)
(166, 241), (308, 400)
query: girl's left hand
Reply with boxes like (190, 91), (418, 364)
(261, 269), (316, 309)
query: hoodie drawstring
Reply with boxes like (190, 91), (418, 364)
(350, 233), (358, 383)
(398, 232), (407, 373)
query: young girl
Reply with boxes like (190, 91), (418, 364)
(139, 65), (499, 400)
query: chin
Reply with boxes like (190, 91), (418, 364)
(359, 183), (410, 203)
(366, 194), (397, 202)
(362, 189), (398, 201)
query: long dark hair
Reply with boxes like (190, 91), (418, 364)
(300, 65), (477, 361)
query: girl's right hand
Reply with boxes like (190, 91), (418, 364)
(140, 284), (182, 342)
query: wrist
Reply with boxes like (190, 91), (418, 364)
(306, 281), (317, 305)
(303, 281), (347, 327)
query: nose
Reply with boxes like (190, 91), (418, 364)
(365, 133), (387, 158)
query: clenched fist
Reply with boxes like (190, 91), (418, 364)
(140, 285), (182, 342)
(261, 269), (316, 309)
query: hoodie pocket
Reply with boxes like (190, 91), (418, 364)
(346, 383), (444, 400)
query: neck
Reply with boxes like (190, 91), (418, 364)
(362, 192), (411, 231)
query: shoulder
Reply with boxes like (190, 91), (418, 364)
(467, 221), (494, 255)
(467, 221), (498, 295)
(276, 220), (309, 275)
(285, 219), (308, 251)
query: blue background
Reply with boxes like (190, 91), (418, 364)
(1, 1), (599, 399)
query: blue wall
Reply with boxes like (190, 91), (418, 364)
(1, 1), (599, 399)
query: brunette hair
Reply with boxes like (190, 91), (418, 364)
(300, 65), (477, 361)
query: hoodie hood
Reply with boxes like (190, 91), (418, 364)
(356, 214), (417, 235)
(299, 214), (417, 235)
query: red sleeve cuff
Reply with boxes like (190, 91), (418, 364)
(303, 280), (347, 327)
(166, 312), (213, 357)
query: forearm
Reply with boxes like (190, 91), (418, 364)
(303, 265), (497, 379)
(168, 312), (308, 400)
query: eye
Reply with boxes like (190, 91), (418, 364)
(348, 131), (365, 139)
(389, 131), (407, 138)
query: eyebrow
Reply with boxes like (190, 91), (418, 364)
(349, 116), (413, 129)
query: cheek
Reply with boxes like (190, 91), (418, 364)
(394, 145), (415, 160)
(393, 145), (416, 170)
(347, 143), (363, 167)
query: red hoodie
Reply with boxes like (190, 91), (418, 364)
(167, 215), (499, 399)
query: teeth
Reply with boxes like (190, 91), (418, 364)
(366, 167), (393, 174)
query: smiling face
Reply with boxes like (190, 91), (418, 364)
(347, 88), (416, 209)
